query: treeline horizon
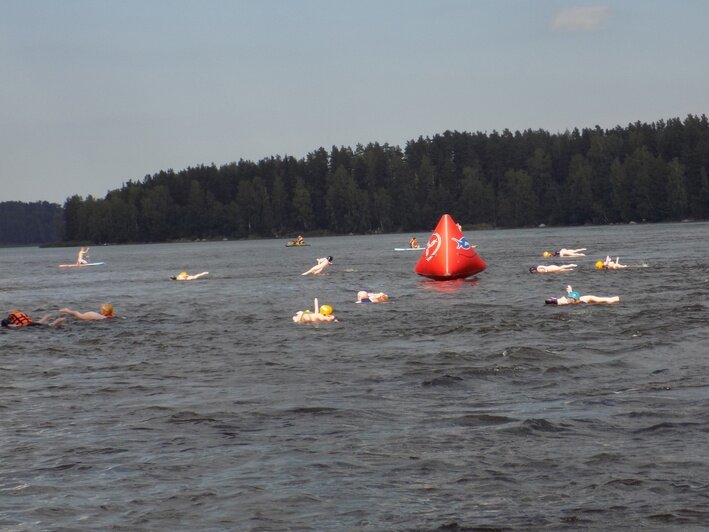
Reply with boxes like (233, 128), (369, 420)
(2, 114), (708, 245)
(0, 201), (63, 245)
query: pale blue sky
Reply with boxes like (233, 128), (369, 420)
(1, 0), (707, 203)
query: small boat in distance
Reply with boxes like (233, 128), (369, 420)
(286, 235), (308, 247)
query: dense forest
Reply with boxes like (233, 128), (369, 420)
(14, 115), (709, 245)
(0, 201), (63, 245)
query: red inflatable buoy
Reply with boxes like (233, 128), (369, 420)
(414, 214), (486, 280)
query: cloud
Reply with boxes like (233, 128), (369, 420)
(551, 6), (610, 31)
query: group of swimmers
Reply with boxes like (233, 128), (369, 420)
(4, 238), (629, 329)
(293, 255), (391, 323)
(4, 243), (205, 328)
(533, 247), (624, 305)
(529, 256), (627, 274)
(291, 292), (390, 324)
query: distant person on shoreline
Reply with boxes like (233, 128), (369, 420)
(60, 303), (116, 321)
(170, 271), (209, 280)
(77, 247), (90, 264)
(545, 285), (620, 305)
(596, 256), (628, 270)
(543, 248), (587, 258)
(529, 264), (577, 273)
(356, 291), (389, 303)
(2, 309), (65, 328)
(302, 256), (333, 275)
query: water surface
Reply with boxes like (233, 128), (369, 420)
(1, 222), (708, 530)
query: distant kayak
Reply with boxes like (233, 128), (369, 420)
(58, 262), (105, 268)
(286, 242), (310, 247)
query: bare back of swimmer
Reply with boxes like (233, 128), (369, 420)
(543, 248), (586, 258)
(529, 264), (577, 273)
(60, 303), (116, 320)
(545, 285), (619, 305)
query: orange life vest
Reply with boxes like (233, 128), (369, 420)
(7, 311), (33, 327)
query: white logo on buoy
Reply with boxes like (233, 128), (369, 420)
(425, 232), (441, 261)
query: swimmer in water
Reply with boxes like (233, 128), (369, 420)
(1, 309), (65, 328)
(170, 271), (209, 280)
(596, 256), (628, 270)
(301, 256), (333, 276)
(292, 298), (337, 323)
(545, 285), (620, 305)
(60, 303), (116, 321)
(543, 248), (587, 258)
(529, 264), (578, 274)
(356, 291), (389, 303)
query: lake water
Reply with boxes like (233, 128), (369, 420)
(1, 222), (708, 530)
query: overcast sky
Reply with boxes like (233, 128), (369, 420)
(1, 0), (707, 203)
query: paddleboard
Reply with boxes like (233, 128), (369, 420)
(286, 243), (310, 247)
(394, 247), (423, 251)
(58, 262), (105, 268)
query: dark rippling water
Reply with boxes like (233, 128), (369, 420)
(2, 222), (708, 531)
